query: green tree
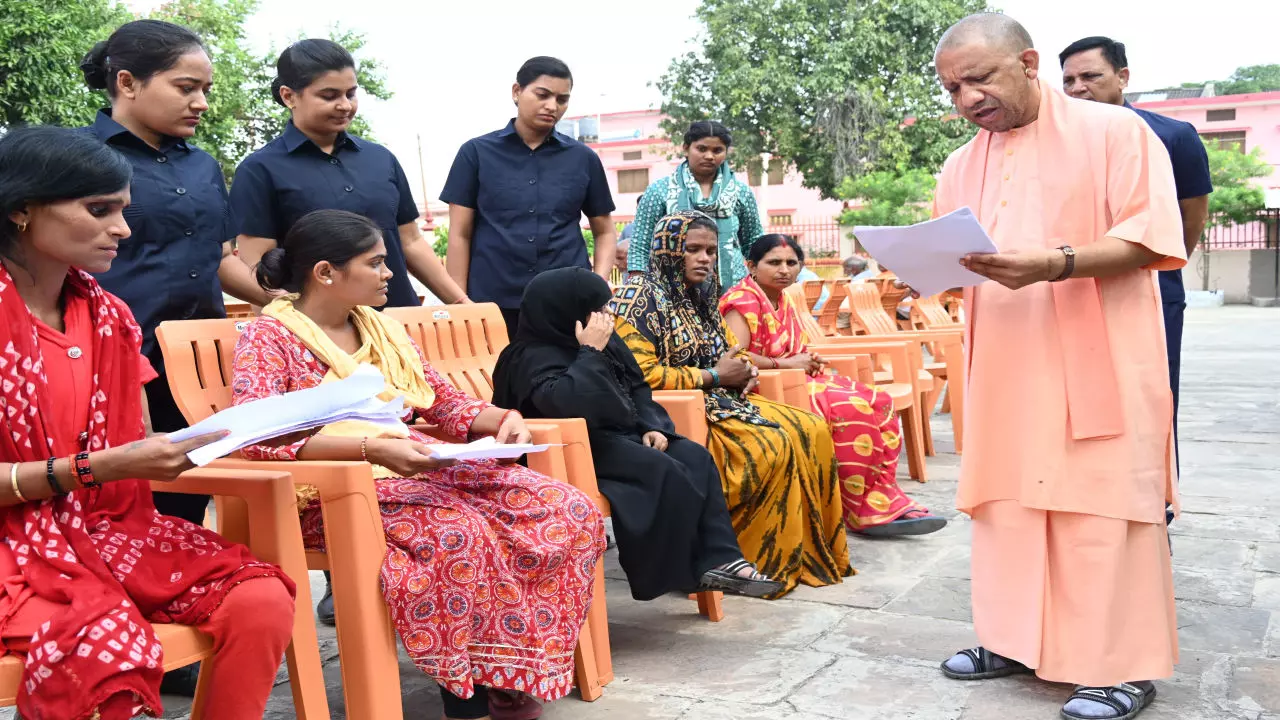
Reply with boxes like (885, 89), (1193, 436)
(1203, 140), (1270, 227)
(0, 0), (391, 183)
(1215, 64), (1280, 96)
(432, 225), (449, 257)
(837, 167), (936, 227)
(657, 0), (985, 198)
(0, 0), (130, 127)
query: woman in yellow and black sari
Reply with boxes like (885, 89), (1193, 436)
(611, 211), (851, 597)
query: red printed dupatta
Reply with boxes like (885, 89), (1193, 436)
(718, 276), (809, 360)
(0, 266), (291, 720)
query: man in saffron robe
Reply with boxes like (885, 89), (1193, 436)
(929, 13), (1184, 720)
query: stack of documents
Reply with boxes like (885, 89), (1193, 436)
(424, 436), (554, 462)
(170, 364), (407, 466)
(853, 207), (999, 298)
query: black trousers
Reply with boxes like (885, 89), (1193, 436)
(1163, 300), (1184, 532)
(146, 375), (210, 525)
(499, 307), (520, 336)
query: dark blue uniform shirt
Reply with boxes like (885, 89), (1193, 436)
(229, 122), (422, 307)
(85, 110), (228, 368)
(440, 120), (615, 309)
(1126, 103), (1213, 304)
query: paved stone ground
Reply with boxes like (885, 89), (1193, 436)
(14, 305), (1271, 720)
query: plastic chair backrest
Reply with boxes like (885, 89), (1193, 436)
(784, 284), (829, 340)
(156, 318), (250, 421)
(801, 281), (825, 312)
(846, 284), (899, 336)
(816, 278), (850, 332)
(913, 295), (956, 329)
(224, 302), (255, 319)
(383, 304), (509, 402)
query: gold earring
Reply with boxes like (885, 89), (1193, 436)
(16, 221), (27, 233)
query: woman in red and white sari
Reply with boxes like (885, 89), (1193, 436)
(0, 126), (295, 720)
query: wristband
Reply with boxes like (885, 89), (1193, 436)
(46, 457), (63, 495)
(360, 437), (370, 462)
(707, 368), (721, 387)
(73, 452), (100, 489)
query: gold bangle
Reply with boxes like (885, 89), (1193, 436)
(10, 463), (25, 503)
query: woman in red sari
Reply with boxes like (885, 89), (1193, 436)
(720, 235), (946, 536)
(0, 125), (295, 720)
(231, 208), (606, 720)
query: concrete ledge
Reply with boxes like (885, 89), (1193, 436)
(1251, 297), (1280, 308)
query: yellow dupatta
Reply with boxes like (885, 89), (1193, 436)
(263, 297), (437, 493)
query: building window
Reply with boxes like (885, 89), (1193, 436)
(1201, 130), (1247, 153)
(769, 214), (793, 226)
(618, 168), (650, 193)
(622, 150), (643, 161)
(1206, 108), (1236, 122)
(767, 158), (786, 185)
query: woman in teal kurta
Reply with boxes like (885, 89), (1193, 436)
(625, 121), (763, 289)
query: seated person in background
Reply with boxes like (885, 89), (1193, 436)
(494, 267), (783, 599)
(611, 235), (630, 287)
(795, 262), (830, 310)
(721, 235), (947, 537)
(231, 208), (606, 720)
(611, 211), (852, 597)
(0, 126), (294, 720)
(837, 256), (876, 331)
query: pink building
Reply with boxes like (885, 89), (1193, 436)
(1130, 89), (1280, 206)
(557, 109), (846, 239)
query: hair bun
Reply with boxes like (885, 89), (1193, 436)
(255, 247), (292, 291)
(80, 41), (110, 90)
(270, 77), (287, 107)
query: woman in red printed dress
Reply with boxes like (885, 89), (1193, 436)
(720, 235), (947, 537)
(0, 125), (296, 720)
(231, 208), (606, 720)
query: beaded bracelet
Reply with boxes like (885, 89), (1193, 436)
(360, 437), (370, 462)
(73, 452), (99, 489)
(46, 457), (63, 495)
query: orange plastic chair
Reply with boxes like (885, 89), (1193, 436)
(224, 301), (255, 319)
(385, 305), (728, 622)
(815, 278), (851, 335)
(158, 316), (618, 707)
(0, 468), (330, 719)
(800, 280), (825, 313)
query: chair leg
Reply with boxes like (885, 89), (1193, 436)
(585, 562), (613, 686)
(189, 659), (215, 720)
(696, 591), (725, 622)
(900, 407), (928, 483)
(573, 622), (603, 701)
(940, 383), (952, 414)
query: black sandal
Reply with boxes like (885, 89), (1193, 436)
(1061, 682), (1156, 720)
(940, 647), (1031, 680)
(697, 559), (784, 598)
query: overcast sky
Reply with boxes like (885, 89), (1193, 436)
(132, 0), (1279, 204)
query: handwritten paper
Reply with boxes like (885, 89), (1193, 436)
(854, 207), (998, 297)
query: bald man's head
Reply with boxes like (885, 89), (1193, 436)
(935, 13), (1042, 133)
(935, 12), (1034, 61)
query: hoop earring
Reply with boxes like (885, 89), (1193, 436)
(16, 222), (26, 233)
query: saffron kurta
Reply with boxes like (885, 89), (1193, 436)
(933, 82), (1185, 685)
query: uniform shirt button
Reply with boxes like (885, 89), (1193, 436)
(188, 269), (200, 278)
(175, 187), (187, 195)
(330, 158), (339, 165)
(345, 185), (354, 192)
(156, 156), (168, 163)
(185, 229), (195, 236)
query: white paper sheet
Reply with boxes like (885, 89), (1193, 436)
(853, 207), (998, 297)
(423, 436), (555, 461)
(169, 364), (406, 466)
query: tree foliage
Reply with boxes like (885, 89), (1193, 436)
(657, 0), (985, 198)
(1215, 64), (1280, 96)
(0, 0), (130, 127)
(0, 0), (391, 182)
(837, 168), (936, 227)
(1203, 140), (1270, 227)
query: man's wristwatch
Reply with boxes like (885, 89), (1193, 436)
(1050, 245), (1076, 282)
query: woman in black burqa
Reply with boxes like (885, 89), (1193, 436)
(493, 267), (781, 600)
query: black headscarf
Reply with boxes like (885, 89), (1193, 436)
(492, 267), (674, 437)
